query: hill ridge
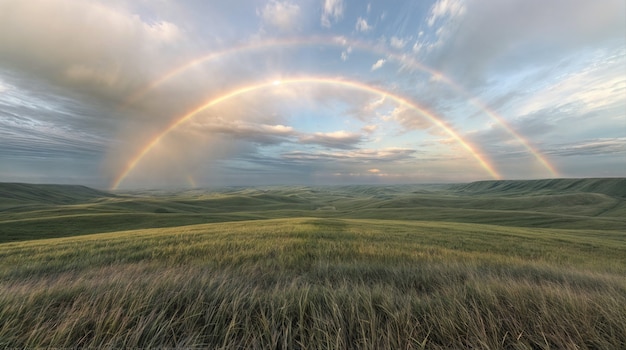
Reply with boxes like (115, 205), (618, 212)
(0, 182), (114, 205)
(450, 178), (626, 197)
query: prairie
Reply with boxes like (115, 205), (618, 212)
(0, 179), (624, 348)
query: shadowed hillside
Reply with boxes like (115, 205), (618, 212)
(0, 183), (114, 207)
(449, 178), (626, 197)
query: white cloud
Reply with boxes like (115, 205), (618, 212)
(340, 46), (352, 61)
(381, 106), (431, 131)
(206, 120), (294, 135)
(299, 130), (363, 149)
(427, 0), (466, 27)
(371, 58), (386, 71)
(362, 125), (378, 134)
(345, 95), (390, 121)
(283, 148), (416, 162)
(420, 0), (467, 53)
(0, 80), (8, 93)
(412, 41), (423, 53)
(426, 0), (625, 84)
(547, 138), (626, 157)
(260, 0), (302, 31)
(0, 0), (186, 101)
(390, 36), (407, 49)
(366, 96), (386, 111)
(517, 55), (626, 116)
(321, 0), (344, 28)
(355, 17), (372, 32)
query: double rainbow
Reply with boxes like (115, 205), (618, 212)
(112, 36), (558, 188)
(111, 77), (500, 189)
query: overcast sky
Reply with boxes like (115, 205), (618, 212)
(1, 0), (624, 189)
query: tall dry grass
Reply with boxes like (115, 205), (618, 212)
(1, 218), (624, 348)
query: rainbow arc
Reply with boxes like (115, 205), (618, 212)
(119, 36), (558, 178)
(111, 77), (501, 189)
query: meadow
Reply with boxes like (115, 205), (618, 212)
(0, 178), (624, 348)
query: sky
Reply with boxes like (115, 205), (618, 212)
(0, 0), (624, 189)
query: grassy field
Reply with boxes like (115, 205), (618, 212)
(2, 178), (625, 243)
(0, 179), (625, 348)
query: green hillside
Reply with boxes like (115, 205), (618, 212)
(1, 179), (625, 243)
(0, 182), (114, 207)
(1, 179), (625, 348)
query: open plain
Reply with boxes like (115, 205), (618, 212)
(0, 178), (625, 348)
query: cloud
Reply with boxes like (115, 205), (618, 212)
(516, 52), (626, 116)
(340, 46), (352, 61)
(381, 106), (432, 131)
(0, 75), (114, 162)
(412, 41), (424, 54)
(321, 0), (344, 28)
(371, 58), (386, 71)
(192, 119), (296, 145)
(355, 17), (373, 32)
(298, 131), (363, 149)
(260, 1), (302, 31)
(0, 0), (187, 102)
(283, 148), (417, 163)
(187, 115), (368, 151)
(546, 138), (626, 157)
(427, 0), (466, 27)
(0, 112), (107, 160)
(345, 95), (392, 122)
(389, 36), (407, 49)
(1, 0), (622, 186)
(368, 168), (381, 173)
(425, 0), (626, 84)
(361, 125), (378, 134)
(408, 0), (466, 56)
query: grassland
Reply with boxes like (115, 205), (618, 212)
(0, 179), (625, 348)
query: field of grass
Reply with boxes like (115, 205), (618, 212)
(2, 179), (625, 243)
(0, 179), (625, 348)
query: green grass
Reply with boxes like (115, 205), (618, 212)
(1, 218), (625, 348)
(1, 179), (625, 348)
(2, 179), (626, 243)
(450, 178), (626, 197)
(0, 182), (114, 208)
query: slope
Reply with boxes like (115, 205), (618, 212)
(0, 183), (114, 208)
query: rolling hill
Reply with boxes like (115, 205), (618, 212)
(449, 178), (626, 197)
(0, 182), (114, 207)
(0, 178), (624, 348)
(1, 217), (624, 348)
(1, 178), (625, 243)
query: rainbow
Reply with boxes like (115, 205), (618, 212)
(412, 70), (560, 177)
(456, 93), (559, 176)
(186, 175), (197, 188)
(111, 76), (501, 190)
(120, 36), (558, 177)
